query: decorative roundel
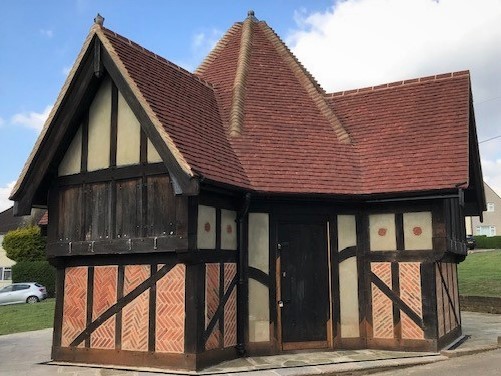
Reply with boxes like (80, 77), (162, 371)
(226, 224), (233, 234)
(378, 228), (387, 236)
(204, 222), (211, 232)
(413, 226), (423, 236)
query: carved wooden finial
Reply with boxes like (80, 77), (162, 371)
(94, 13), (104, 27)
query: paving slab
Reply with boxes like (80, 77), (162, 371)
(0, 311), (499, 376)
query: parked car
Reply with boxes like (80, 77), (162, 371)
(466, 235), (476, 250)
(0, 283), (47, 305)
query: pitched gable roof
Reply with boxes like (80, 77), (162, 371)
(11, 18), (250, 214)
(99, 27), (249, 189)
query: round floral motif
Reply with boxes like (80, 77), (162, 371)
(378, 228), (387, 236)
(226, 224), (233, 234)
(413, 226), (423, 236)
(204, 222), (211, 232)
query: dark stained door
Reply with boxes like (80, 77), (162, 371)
(278, 222), (330, 349)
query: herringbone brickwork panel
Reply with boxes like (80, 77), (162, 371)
(224, 288), (237, 347)
(205, 263), (220, 350)
(62, 267), (88, 347)
(224, 263), (237, 347)
(371, 262), (394, 339)
(436, 263), (445, 337)
(399, 262), (424, 339)
(122, 265), (150, 352)
(91, 266), (117, 349)
(156, 264), (185, 353)
(452, 264), (460, 329)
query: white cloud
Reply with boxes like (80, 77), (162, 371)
(0, 181), (15, 212)
(191, 28), (221, 54)
(62, 66), (72, 76)
(11, 105), (52, 132)
(40, 29), (54, 38)
(287, 0), (501, 197)
(179, 28), (223, 71)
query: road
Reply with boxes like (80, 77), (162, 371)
(374, 348), (501, 376)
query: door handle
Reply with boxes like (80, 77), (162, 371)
(278, 300), (284, 308)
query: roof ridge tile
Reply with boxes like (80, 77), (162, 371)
(327, 70), (470, 98)
(228, 16), (253, 137)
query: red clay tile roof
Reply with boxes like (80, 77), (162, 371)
(195, 18), (473, 195)
(16, 16), (473, 199)
(328, 71), (471, 194)
(101, 18), (475, 196)
(196, 20), (359, 194)
(100, 27), (250, 189)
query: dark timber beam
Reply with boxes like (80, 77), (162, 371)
(100, 45), (198, 196)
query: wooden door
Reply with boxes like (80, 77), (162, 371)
(277, 222), (330, 350)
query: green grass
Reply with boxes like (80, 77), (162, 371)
(458, 250), (501, 297)
(0, 298), (55, 336)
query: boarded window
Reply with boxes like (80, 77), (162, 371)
(85, 183), (111, 240)
(58, 186), (83, 241)
(116, 178), (142, 238)
(146, 175), (176, 236)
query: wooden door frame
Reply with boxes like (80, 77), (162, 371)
(274, 217), (333, 351)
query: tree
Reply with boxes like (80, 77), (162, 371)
(2, 226), (46, 262)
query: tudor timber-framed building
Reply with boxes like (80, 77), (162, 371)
(11, 12), (485, 371)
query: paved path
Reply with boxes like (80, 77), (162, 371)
(373, 348), (501, 376)
(0, 311), (499, 376)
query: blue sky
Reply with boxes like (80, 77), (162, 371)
(2, 0), (501, 210)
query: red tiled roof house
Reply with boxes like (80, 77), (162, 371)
(10, 12), (485, 371)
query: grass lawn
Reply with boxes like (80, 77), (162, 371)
(458, 250), (501, 297)
(0, 298), (55, 336)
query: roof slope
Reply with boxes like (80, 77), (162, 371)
(11, 12), (479, 208)
(196, 16), (360, 194)
(328, 72), (471, 194)
(100, 27), (250, 188)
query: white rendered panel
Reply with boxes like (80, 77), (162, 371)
(58, 125), (82, 176)
(147, 138), (162, 163)
(248, 213), (269, 273)
(197, 205), (216, 249)
(116, 92), (140, 166)
(403, 212), (433, 250)
(338, 215), (357, 251)
(248, 278), (270, 342)
(221, 209), (237, 250)
(87, 78), (112, 171)
(339, 258), (360, 337)
(369, 213), (396, 251)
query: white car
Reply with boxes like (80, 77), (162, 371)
(0, 283), (47, 305)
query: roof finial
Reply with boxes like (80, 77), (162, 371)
(247, 10), (257, 21)
(94, 13), (104, 27)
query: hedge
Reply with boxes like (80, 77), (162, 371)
(12, 261), (56, 298)
(473, 235), (501, 249)
(2, 226), (46, 262)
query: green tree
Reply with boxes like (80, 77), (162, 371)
(2, 226), (46, 262)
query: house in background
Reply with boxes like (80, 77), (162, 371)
(466, 182), (501, 236)
(0, 207), (46, 287)
(9, 12), (485, 371)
